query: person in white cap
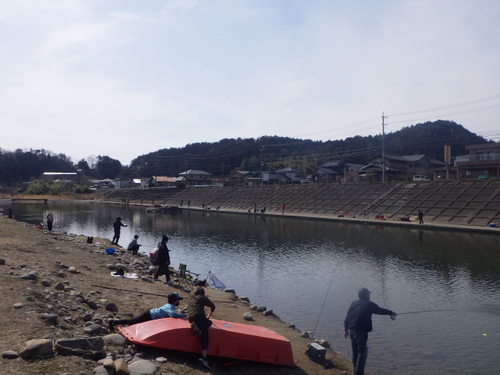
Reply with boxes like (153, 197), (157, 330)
(344, 287), (397, 375)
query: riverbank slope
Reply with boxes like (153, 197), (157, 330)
(0, 214), (351, 375)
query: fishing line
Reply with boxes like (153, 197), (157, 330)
(311, 225), (353, 339)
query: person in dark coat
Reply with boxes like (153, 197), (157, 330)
(46, 212), (54, 232)
(418, 209), (424, 224)
(112, 217), (127, 245)
(154, 235), (172, 284)
(344, 288), (397, 375)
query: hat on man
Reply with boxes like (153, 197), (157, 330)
(134, 235), (139, 239)
(167, 292), (183, 303)
(171, 292), (183, 300)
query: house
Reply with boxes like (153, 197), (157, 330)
(358, 154), (406, 181)
(454, 142), (500, 179)
(229, 170), (250, 185)
(316, 161), (343, 183)
(113, 178), (133, 189)
(178, 169), (213, 186)
(152, 176), (178, 187)
(274, 167), (303, 183)
(132, 178), (151, 188)
(88, 179), (115, 189)
(262, 171), (290, 185)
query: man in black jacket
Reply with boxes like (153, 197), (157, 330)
(344, 288), (397, 375)
(154, 235), (172, 284)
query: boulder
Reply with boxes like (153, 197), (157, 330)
(55, 337), (105, 360)
(2, 350), (19, 359)
(21, 271), (38, 280)
(243, 312), (253, 321)
(115, 358), (131, 375)
(128, 359), (157, 375)
(19, 339), (54, 359)
(105, 302), (118, 312)
(40, 313), (59, 325)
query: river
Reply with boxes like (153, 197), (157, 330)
(3, 200), (500, 375)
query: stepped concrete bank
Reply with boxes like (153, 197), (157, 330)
(104, 180), (500, 234)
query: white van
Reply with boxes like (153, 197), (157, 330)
(412, 175), (430, 182)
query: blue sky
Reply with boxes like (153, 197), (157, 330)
(1, 0), (499, 165)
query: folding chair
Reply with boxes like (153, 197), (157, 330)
(176, 263), (200, 289)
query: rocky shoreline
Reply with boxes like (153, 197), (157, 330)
(0, 214), (352, 375)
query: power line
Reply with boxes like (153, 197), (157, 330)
(390, 93), (500, 117)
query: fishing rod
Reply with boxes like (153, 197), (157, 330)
(91, 284), (167, 297)
(391, 308), (454, 320)
(398, 308), (454, 315)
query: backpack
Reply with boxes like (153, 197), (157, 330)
(150, 247), (160, 265)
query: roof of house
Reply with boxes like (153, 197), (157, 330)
(179, 169), (212, 176)
(274, 167), (301, 173)
(153, 176), (177, 183)
(401, 154), (427, 162)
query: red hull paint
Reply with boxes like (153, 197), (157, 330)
(118, 318), (295, 367)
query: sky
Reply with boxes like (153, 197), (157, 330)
(1, 0), (500, 166)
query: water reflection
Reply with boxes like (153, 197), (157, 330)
(3, 201), (500, 375)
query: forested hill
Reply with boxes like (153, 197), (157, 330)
(0, 120), (489, 184)
(128, 120), (487, 177)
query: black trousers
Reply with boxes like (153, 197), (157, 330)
(114, 310), (152, 326)
(349, 330), (368, 375)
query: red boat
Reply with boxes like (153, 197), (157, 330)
(118, 317), (295, 367)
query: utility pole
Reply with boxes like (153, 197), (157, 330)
(260, 146), (264, 186)
(382, 112), (388, 182)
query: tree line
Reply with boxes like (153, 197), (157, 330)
(0, 120), (488, 186)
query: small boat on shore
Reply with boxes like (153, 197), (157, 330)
(118, 317), (295, 367)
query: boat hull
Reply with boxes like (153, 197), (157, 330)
(118, 318), (295, 367)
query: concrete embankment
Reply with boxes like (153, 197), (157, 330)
(104, 180), (500, 234)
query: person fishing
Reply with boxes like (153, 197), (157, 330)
(46, 212), (54, 232)
(187, 280), (216, 369)
(111, 217), (127, 245)
(344, 287), (397, 375)
(108, 292), (185, 331)
(127, 234), (141, 255)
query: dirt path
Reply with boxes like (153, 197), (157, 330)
(0, 215), (352, 375)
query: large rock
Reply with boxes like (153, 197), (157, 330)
(93, 365), (114, 375)
(21, 271), (38, 280)
(55, 337), (105, 360)
(243, 312), (253, 321)
(2, 350), (19, 359)
(115, 358), (131, 375)
(40, 313), (59, 325)
(84, 324), (103, 335)
(105, 302), (118, 312)
(103, 333), (127, 346)
(128, 359), (158, 375)
(19, 339), (54, 359)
